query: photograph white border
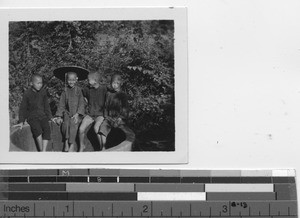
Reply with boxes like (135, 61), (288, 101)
(0, 7), (188, 164)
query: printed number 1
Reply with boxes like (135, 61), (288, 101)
(66, 205), (69, 213)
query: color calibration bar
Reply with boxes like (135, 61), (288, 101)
(0, 169), (296, 201)
(0, 183), (287, 201)
(0, 169), (297, 217)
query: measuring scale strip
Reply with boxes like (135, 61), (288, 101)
(0, 200), (297, 217)
(0, 169), (297, 217)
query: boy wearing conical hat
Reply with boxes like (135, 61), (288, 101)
(54, 72), (85, 152)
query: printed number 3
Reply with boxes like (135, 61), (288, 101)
(222, 205), (228, 213)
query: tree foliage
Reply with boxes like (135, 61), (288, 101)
(9, 20), (175, 150)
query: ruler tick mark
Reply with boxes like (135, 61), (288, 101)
(151, 201), (153, 216)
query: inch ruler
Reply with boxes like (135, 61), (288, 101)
(0, 200), (298, 217)
(0, 169), (297, 218)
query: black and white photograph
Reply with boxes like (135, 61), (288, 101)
(1, 8), (188, 163)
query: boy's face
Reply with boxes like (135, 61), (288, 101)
(67, 73), (78, 88)
(88, 75), (99, 88)
(111, 79), (121, 92)
(32, 76), (43, 91)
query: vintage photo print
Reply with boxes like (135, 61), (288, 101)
(0, 8), (188, 164)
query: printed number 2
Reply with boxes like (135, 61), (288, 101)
(222, 205), (228, 213)
(143, 205), (148, 213)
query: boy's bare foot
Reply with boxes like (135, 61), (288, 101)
(36, 135), (43, 151)
(42, 139), (48, 152)
(79, 144), (86, 152)
(63, 141), (69, 152)
(68, 144), (75, 152)
(98, 134), (106, 151)
(42, 145), (47, 152)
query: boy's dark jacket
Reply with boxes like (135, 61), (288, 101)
(19, 88), (52, 123)
(82, 85), (107, 117)
(104, 87), (128, 120)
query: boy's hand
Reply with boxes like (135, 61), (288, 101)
(53, 117), (63, 125)
(116, 117), (123, 125)
(112, 117), (123, 127)
(15, 122), (24, 130)
(72, 114), (79, 124)
(57, 117), (63, 125)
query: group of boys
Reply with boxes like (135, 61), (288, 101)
(17, 71), (128, 152)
